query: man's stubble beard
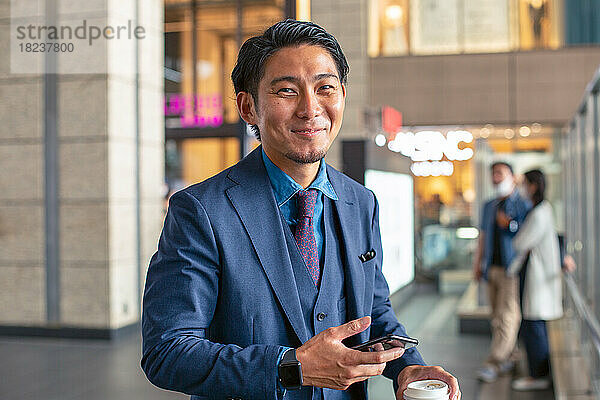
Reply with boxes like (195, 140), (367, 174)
(284, 148), (328, 164)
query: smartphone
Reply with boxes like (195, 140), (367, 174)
(352, 334), (418, 352)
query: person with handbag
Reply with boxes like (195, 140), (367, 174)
(507, 169), (575, 391)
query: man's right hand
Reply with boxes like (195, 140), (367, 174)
(295, 316), (405, 390)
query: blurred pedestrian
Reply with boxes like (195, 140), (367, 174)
(473, 162), (531, 382)
(507, 169), (567, 391)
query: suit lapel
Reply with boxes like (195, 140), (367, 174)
(225, 147), (309, 344)
(326, 166), (366, 338)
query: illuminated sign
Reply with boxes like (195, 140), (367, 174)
(385, 129), (473, 177)
(382, 106), (402, 134)
(410, 161), (454, 177)
(388, 130), (474, 161)
(164, 93), (223, 128)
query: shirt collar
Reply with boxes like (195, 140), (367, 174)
(261, 147), (338, 207)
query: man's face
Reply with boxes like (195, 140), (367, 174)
(492, 164), (513, 185)
(243, 44), (346, 165)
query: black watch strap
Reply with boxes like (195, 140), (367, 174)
(278, 348), (303, 389)
(281, 348), (297, 363)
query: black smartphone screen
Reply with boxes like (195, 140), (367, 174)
(351, 334), (418, 352)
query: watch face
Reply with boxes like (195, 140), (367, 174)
(280, 362), (302, 388)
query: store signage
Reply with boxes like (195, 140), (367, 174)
(410, 161), (454, 177)
(382, 106), (402, 134)
(386, 129), (473, 177)
(164, 93), (223, 128)
(387, 130), (474, 161)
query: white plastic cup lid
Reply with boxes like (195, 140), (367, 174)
(403, 379), (449, 400)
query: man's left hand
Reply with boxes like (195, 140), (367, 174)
(396, 365), (461, 400)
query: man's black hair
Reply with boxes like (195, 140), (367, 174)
(491, 161), (514, 175)
(231, 19), (349, 140)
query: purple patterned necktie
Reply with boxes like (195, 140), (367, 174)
(294, 189), (320, 286)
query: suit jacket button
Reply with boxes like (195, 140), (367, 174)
(316, 312), (326, 321)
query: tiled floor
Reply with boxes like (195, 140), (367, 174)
(0, 334), (184, 400)
(0, 284), (553, 400)
(368, 285), (554, 400)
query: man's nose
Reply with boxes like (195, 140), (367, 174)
(296, 91), (322, 119)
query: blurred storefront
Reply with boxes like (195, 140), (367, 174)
(306, 0), (600, 280)
(369, 118), (563, 278)
(162, 0), (310, 194)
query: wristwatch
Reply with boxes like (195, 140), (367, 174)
(278, 348), (303, 389)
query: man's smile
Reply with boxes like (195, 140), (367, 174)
(291, 128), (326, 137)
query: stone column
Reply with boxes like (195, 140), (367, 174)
(0, 0), (164, 336)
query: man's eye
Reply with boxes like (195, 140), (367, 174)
(277, 88), (296, 95)
(319, 85), (335, 92)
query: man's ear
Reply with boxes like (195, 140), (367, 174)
(236, 92), (257, 125)
(341, 83), (347, 99)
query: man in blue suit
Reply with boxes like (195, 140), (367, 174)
(142, 20), (460, 400)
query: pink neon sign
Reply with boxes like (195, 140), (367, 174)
(164, 93), (224, 128)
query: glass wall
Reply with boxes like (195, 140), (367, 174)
(562, 72), (600, 395)
(367, 0), (595, 57)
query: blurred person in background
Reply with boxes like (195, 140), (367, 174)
(473, 162), (531, 382)
(421, 193), (444, 226)
(507, 169), (575, 391)
(141, 19), (460, 400)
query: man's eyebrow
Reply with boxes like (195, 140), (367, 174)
(269, 73), (340, 86)
(269, 76), (300, 86)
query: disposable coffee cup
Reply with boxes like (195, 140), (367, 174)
(403, 380), (449, 400)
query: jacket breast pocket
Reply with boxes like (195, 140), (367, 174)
(360, 255), (377, 271)
(360, 256), (378, 286)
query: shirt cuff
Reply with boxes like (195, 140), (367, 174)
(276, 346), (293, 399)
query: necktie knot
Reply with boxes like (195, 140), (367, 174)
(296, 189), (318, 218)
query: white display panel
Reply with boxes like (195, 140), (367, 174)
(365, 170), (415, 294)
(409, 0), (512, 55)
(463, 0), (511, 52)
(410, 0), (460, 55)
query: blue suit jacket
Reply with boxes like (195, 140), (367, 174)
(141, 146), (425, 399)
